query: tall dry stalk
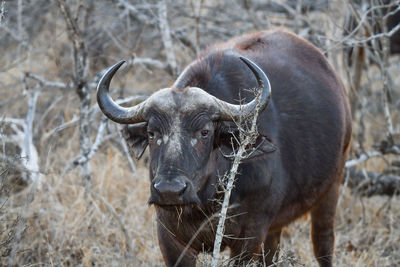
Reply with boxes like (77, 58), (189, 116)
(158, 0), (178, 76)
(212, 89), (264, 267)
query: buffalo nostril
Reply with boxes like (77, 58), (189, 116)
(153, 181), (163, 192)
(176, 180), (187, 194)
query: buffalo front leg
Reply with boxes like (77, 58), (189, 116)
(229, 237), (265, 265)
(157, 222), (197, 267)
(311, 182), (340, 267)
(229, 226), (269, 265)
(263, 229), (282, 265)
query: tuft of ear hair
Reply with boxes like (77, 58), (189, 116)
(122, 122), (149, 159)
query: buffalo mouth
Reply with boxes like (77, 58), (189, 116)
(150, 202), (201, 212)
(147, 195), (201, 210)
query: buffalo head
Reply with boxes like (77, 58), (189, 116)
(97, 57), (273, 208)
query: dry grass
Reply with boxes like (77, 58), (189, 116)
(282, 193), (400, 266)
(1, 147), (164, 266)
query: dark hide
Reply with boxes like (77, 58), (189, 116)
(124, 29), (351, 267)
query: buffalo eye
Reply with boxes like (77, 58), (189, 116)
(201, 129), (209, 138)
(147, 131), (155, 141)
(148, 131), (162, 146)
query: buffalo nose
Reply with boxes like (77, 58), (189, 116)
(154, 179), (187, 199)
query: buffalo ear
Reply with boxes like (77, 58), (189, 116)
(121, 122), (148, 159)
(245, 136), (277, 159)
(216, 122), (277, 160)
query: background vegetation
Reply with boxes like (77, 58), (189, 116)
(0, 0), (399, 266)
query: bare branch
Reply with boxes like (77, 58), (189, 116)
(158, 0), (178, 75)
(127, 56), (168, 70)
(71, 116), (109, 167)
(347, 22), (400, 46)
(42, 95), (148, 142)
(0, 1), (5, 25)
(212, 89), (262, 266)
(119, 0), (196, 56)
(345, 151), (383, 168)
(348, 168), (400, 197)
(42, 115), (79, 141)
(117, 0), (156, 25)
(104, 27), (129, 54)
(192, 0), (204, 55)
(24, 72), (68, 89)
(172, 30), (197, 54)
(1, 118), (25, 127)
(0, 85), (41, 186)
(17, 0), (23, 38)
(22, 88), (40, 184)
(329, 0), (400, 48)
(56, 0), (92, 186)
(381, 32), (396, 142)
(0, 24), (28, 46)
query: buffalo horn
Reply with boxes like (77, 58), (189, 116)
(97, 60), (147, 124)
(212, 56), (271, 121)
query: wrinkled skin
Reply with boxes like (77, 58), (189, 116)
(100, 29), (352, 267)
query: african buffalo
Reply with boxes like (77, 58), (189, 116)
(97, 29), (351, 267)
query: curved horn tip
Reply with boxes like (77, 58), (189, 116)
(99, 60), (126, 85)
(239, 56), (271, 89)
(238, 56), (254, 68)
(238, 56), (249, 63)
(115, 59), (127, 67)
(239, 57), (263, 78)
(103, 60), (126, 80)
(97, 60), (127, 94)
(238, 56), (271, 114)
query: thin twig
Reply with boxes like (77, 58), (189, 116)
(117, 125), (137, 176)
(345, 150), (383, 168)
(0, 1), (6, 25)
(24, 72), (68, 89)
(71, 116), (108, 166)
